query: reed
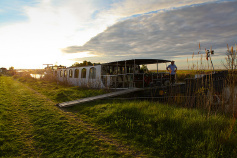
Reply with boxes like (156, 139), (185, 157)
(224, 44), (237, 117)
(169, 43), (237, 117)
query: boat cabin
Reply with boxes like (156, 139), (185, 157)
(56, 59), (171, 89)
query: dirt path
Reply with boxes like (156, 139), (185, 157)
(18, 80), (146, 157)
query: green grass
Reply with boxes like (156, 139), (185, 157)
(2, 75), (237, 157)
(68, 100), (237, 157)
(15, 75), (107, 103)
(0, 76), (126, 157)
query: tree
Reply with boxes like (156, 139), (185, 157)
(140, 64), (148, 73)
(7, 66), (15, 76)
(71, 60), (100, 67)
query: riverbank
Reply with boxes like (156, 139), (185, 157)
(0, 75), (236, 157)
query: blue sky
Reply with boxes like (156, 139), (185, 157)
(0, 0), (39, 25)
(0, 0), (236, 69)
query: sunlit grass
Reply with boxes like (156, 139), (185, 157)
(69, 100), (237, 157)
(3, 73), (237, 157)
(0, 76), (125, 157)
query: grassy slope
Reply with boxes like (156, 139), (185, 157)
(69, 101), (237, 157)
(0, 76), (126, 157)
(1, 75), (237, 157)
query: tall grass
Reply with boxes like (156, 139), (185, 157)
(224, 44), (237, 117)
(172, 44), (237, 118)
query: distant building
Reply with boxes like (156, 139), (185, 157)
(0, 67), (7, 73)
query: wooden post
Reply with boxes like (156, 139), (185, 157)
(133, 59), (135, 88)
(116, 62), (118, 89)
(157, 60), (158, 78)
(117, 61), (118, 74)
(124, 60), (126, 88)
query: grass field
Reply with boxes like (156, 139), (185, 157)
(151, 69), (227, 82)
(0, 76), (129, 157)
(1, 75), (237, 157)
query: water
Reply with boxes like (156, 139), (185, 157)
(30, 74), (44, 79)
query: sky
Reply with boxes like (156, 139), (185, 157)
(0, 0), (236, 70)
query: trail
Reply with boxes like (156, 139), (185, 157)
(16, 79), (146, 157)
(0, 77), (37, 156)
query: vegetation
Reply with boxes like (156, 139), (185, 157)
(71, 60), (100, 67)
(224, 45), (237, 116)
(0, 74), (236, 157)
(69, 101), (237, 157)
(13, 74), (107, 103)
(0, 76), (128, 157)
(1, 44), (236, 157)
(140, 64), (148, 73)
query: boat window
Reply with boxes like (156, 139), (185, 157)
(122, 67), (125, 74)
(113, 67), (117, 74)
(81, 68), (86, 78)
(129, 66), (133, 73)
(64, 70), (67, 77)
(69, 69), (73, 78)
(101, 65), (107, 75)
(118, 67), (122, 74)
(74, 69), (79, 78)
(110, 66), (113, 74)
(60, 70), (63, 77)
(89, 67), (96, 79)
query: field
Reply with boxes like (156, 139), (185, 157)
(151, 69), (230, 82)
(0, 75), (237, 157)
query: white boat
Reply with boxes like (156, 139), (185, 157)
(55, 59), (171, 89)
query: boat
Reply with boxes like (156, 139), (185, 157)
(55, 59), (171, 89)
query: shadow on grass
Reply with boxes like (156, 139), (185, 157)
(62, 100), (236, 157)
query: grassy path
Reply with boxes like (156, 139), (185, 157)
(17, 77), (145, 157)
(0, 76), (36, 157)
(2, 75), (237, 157)
(0, 76), (144, 157)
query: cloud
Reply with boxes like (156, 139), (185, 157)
(63, 1), (237, 63)
(0, 0), (235, 69)
(0, 0), (115, 68)
(108, 0), (220, 17)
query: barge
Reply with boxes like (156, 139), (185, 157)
(55, 59), (171, 89)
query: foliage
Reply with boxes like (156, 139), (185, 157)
(140, 64), (148, 73)
(9, 66), (14, 70)
(224, 44), (237, 116)
(71, 60), (100, 67)
(224, 45), (237, 71)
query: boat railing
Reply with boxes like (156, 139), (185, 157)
(102, 72), (169, 89)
